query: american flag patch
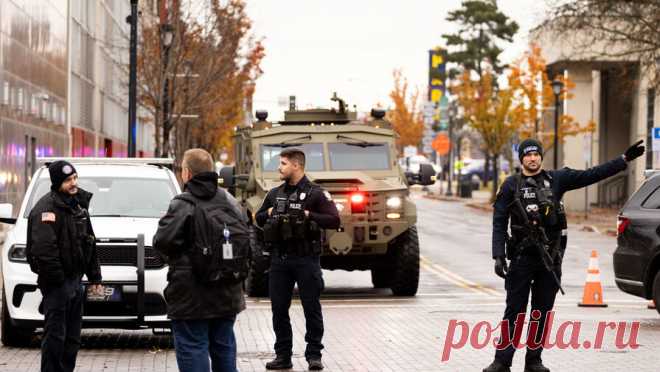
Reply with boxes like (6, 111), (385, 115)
(41, 212), (56, 223)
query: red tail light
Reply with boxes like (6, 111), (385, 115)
(617, 216), (630, 236)
(350, 193), (366, 213)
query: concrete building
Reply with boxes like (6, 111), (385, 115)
(0, 0), (155, 213)
(531, 23), (659, 212)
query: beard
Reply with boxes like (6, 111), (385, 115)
(522, 162), (540, 173)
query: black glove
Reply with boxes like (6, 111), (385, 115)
(623, 140), (645, 162)
(494, 256), (508, 279)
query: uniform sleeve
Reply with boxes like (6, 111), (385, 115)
(554, 156), (627, 194)
(28, 208), (65, 286)
(153, 199), (193, 259)
(84, 218), (102, 283)
(255, 189), (275, 227)
(492, 178), (514, 259)
(308, 188), (340, 229)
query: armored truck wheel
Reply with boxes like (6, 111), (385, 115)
(371, 269), (392, 288)
(246, 227), (270, 297)
(390, 226), (420, 296)
(1, 288), (34, 347)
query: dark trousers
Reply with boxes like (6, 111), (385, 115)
(495, 254), (561, 367)
(40, 278), (84, 372)
(171, 317), (238, 372)
(269, 254), (324, 360)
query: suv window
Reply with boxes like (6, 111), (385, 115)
(24, 177), (177, 218)
(642, 185), (660, 209)
(261, 143), (325, 171)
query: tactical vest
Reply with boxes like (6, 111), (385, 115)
(509, 173), (567, 256)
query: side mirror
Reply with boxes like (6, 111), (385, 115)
(418, 163), (436, 186)
(0, 203), (16, 224)
(218, 166), (236, 195)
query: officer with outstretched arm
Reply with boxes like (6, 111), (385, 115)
(255, 148), (340, 371)
(483, 139), (645, 372)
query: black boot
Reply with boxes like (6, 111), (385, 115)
(265, 355), (293, 370)
(483, 360), (511, 372)
(307, 358), (323, 371)
(524, 361), (550, 372)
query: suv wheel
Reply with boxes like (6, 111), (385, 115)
(246, 226), (270, 297)
(1, 288), (34, 347)
(371, 269), (392, 288)
(389, 226), (420, 296)
(653, 271), (660, 316)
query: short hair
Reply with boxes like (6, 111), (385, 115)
(182, 148), (214, 176)
(279, 148), (306, 168)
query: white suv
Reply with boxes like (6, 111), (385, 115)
(0, 158), (181, 346)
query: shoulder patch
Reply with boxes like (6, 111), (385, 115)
(323, 190), (332, 201)
(41, 212), (56, 223)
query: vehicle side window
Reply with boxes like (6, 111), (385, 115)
(641, 185), (660, 209)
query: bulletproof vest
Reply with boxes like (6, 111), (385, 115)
(511, 173), (567, 250)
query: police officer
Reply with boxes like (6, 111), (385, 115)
(483, 139), (645, 372)
(27, 160), (103, 372)
(255, 148), (340, 371)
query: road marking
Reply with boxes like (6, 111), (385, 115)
(420, 255), (502, 297)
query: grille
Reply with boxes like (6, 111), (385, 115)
(96, 245), (165, 269)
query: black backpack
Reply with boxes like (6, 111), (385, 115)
(175, 190), (251, 284)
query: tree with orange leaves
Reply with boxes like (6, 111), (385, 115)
(388, 69), (424, 154)
(508, 44), (595, 152)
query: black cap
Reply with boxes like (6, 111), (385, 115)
(518, 139), (543, 162)
(49, 160), (77, 191)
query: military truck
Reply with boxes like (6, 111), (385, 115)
(219, 94), (435, 297)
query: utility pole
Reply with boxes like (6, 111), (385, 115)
(126, 0), (139, 157)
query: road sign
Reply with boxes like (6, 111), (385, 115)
(422, 137), (433, 146)
(432, 134), (450, 155)
(653, 128), (660, 151)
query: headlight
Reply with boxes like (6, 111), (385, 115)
(8, 244), (27, 262)
(386, 196), (402, 209)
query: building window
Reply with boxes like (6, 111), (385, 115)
(3, 82), (9, 105)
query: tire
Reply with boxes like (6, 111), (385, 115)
(1, 288), (34, 347)
(389, 226), (420, 296)
(371, 269), (392, 288)
(653, 271), (660, 316)
(246, 226), (270, 297)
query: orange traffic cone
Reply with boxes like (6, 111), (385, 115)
(578, 250), (608, 307)
(648, 300), (656, 310)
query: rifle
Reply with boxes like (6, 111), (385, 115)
(509, 197), (566, 295)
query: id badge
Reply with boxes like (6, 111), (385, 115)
(223, 243), (233, 259)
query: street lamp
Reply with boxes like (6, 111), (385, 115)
(551, 78), (564, 169)
(126, 0), (139, 157)
(160, 23), (174, 158)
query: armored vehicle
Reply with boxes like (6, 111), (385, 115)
(220, 94), (435, 297)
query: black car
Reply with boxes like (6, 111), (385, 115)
(613, 171), (660, 314)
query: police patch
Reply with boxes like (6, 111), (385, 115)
(62, 165), (73, 175)
(299, 192), (306, 201)
(41, 212), (56, 223)
(323, 191), (332, 201)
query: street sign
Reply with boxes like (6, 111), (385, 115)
(653, 128), (660, 151)
(432, 134), (450, 155)
(422, 137), (433, 146)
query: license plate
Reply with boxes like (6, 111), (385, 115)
(86, 285), (122, 302)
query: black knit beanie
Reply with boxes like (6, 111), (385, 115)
(49, 160), (77, 191)
(518, 139), (543, 162)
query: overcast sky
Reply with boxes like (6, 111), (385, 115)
(245, 0), (553, 120)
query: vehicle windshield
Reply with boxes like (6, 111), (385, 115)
(24, 177), (177, 218)
(261, 143), (325, 171)
(328, 142), (391, 170)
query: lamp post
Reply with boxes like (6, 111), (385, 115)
(551, 78), (564, 169)
(126, 0), (139, 157)
(160, 23), (174, 158)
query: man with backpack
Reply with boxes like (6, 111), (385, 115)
(154, 148), (249, 372)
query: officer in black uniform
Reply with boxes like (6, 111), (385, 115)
(483, 139), (645, 372)
(255, 148), (340, 371)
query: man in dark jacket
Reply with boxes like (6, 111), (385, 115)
(483, 139), (645, 372)
(154, 148), (246, 372)
(255, 148), (340, 371)
(27, 160), (102, 372)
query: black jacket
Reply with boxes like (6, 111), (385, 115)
(255, 175), (340, 230)
(27, 189), (102, 289)
(153, 172), (246, 320)
(492, 156), (628, 258)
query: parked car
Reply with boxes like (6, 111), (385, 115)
(613, 170), (660, 315)
(460, 158), (510, 190)
(399, 155), (441, 178)
(0, 158), (181, 346)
